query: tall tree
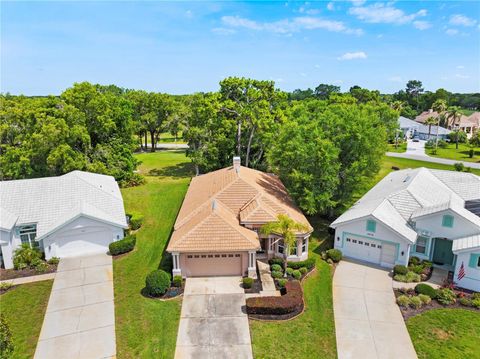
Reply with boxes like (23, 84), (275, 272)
(314, 83), (341, 100)
(447, 106), (463, 149)
(405, 80), (424, 111)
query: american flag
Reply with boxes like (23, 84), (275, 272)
(457, 262), (466, 281)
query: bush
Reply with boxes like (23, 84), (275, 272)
(277, 278), (287, 288)
(13, 244), (42, 270)
(286, 267), (294, 275)
(409, 296), (423, 309)
(422, 260), (432, 269)
(271, 264), (282, 272)
(269, 258), (284, 266)
(454, 162), (465, 172)
(128, 212), (144, 230)
(145, 270), (171, 297)
(287, 257), (316, 270)
(299, 267), (308, 275)
(326, 249), (342, 262)
(292, 270), (301, 280)
(418, 294), (431, 305)
(396, 295), (410, 307)
(242, 277), (254, 289)
(271, 271), (283, 279)
(394, 272), (421, 283)
(411, 265), (424, 274)
(0, 282), (13, 291)
(409, 256), (421, 266)
(35, 261), (49, 273)
(47, 257), (60, 265)
(472, 298), (480, 309)
(109, 235), (136, 256)
(415, 283), (437, 298)
(459, 297), (472, 307)
(246, 281), (303, 315)
(0, 315), (14, 358)
(173, 275), (183, 288)
(472, 292), (480, 301)
(394, 265), (408, 275)
(436, 288), (456, 305)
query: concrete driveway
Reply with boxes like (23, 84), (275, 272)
(406, 139), (427, 156)
(175, 277), (253, 359)
(333, 260), (417, 359)
(34, 253), (116, 359)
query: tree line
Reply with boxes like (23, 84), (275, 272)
(0, 78), (476, 216)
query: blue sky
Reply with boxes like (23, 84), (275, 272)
(1, 1), (479, 95)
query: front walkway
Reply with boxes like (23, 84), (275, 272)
(175, 276), (253, 359)
(34, 253), (116, 359)
(333, 260), (417, 359)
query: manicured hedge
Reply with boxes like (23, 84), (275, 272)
(243, 277), (254, 289)
(415, 283), (437, 298)
(128, 212), (144, 230)
(393, 265), (408, 275)
(287, 257), (316, 270)
(326, 249), (342, 262)
(145, 270), (171, 297)
(246, 281), (303, 315)
(109, 235), (136, 256)
(269, 258), (284, 266)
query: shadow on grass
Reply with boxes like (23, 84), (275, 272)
(307, 215), (334, 256)
(148, 162), (194, 178)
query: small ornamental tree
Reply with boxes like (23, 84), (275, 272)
(0, 314), (14, 358)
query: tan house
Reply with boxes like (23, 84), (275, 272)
(166, 157), (312, 278)
(416, 110), (479, 139)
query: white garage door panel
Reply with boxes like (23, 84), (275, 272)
(343, 235), (382, 265)
(380, 243), (396, 266)
(185, 253), (242, 277)
(56, 230), (112, 258)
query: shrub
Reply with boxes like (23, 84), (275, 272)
(242, 277), (254, 289)
(109, 235), (136, 256)
(411, 265), (424, 274)
(459, 297), (472, 307)
(173, 275), (183, 288)
(454, 162), (464, 172)
(418, 294), (431, 305)
(299, 267), (308, 275)
(472, 298), (480, 309)
(472, 292), (480, 301)
(35, 261), (49, 273)
(129, 212), (144, 230)
(326, 249), (342, 263)
(0, 315), (14, 358)
(0, 282), (13, 291)
(409, 256), (421, 266)
(436, 288), (456, 305)
(271, 271), (283, 279)
(292, 270), (301, 280)
(286, 267), (294, 275)
(394, 265), (408, 275)
(246, 281), (303, 315)
(13, 244), (42, 270)
(145, 270), (171, 297)
(277, 279), (287, 288)
(269, 258), (284, 266)
(396, 295), (410, 307)
(394, 272), (421, 283)
(271, 264), (282, 272)
(47, 257), (60, 265)
(415, 283), (437, 298)
(287, 257), (316, 270)
(409, 296), (423, 309)
(422, 260), (432, 269)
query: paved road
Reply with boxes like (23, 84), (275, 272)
(333, 260), (417, 359)
(386, 151), (480, 169)
(35, 254), (116, 359)
(175, 277), (253, 359)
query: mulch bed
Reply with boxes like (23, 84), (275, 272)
(0, 264), (57, 281)
(244, 278), (263, 294)
(141, 286), (184, 300)
(248, 301), (305, 321)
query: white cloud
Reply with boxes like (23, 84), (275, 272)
(456, 65), (465, 69)
(211, 27), (236, 35)
(446, 28), (459, 36)
(337, 51), (367, 60)
(185, 10), (193, 18)
(300, 72), (307, 77)
(455, 74), (469, 79)
(349, 3), (427, 25)
(388, 76), (403, 83)
(221, 15), (363, 35)
(314, 64), (321, 68)
(449, 14), (476, 27)
(327, 2), (335, 11)
(350, 0), (366, 6)
(413, 21), (431, 30)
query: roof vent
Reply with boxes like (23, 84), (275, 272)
(212, 200), (217, 211)
(233, 156), (241, 173)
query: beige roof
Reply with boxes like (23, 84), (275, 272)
(415, 110), (469, 126)
(167, 165), (312, 252)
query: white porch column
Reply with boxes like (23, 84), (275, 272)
(267, 236), (274, 255)
(248, 250), (257, 278)
(172, 252), (182, 277)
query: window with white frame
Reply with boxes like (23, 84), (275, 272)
(19, 225), (38, 248)
(278, 240), (284, 254)
(415, 236), (428, 254)
(302, 238), (307, 253)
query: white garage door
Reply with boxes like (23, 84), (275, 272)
(342, 235), (397, 268)
(56, 230), (112, 258)
(185, 253), (242, 277)
(380, 243), (396, 267)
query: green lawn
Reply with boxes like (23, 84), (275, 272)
(115, 150), (193, 358)
(407, 309), (480, 359)
(249, 217), (336, 359)
(387, 142), (407, 153)
(0, 281), (53, 359)
(427, 143), (480, 163)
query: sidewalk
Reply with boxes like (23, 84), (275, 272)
(0, 272), (56, 286)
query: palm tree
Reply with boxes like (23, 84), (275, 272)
(425, 116), (437, 139)
(391, 100), (405, 113)
(447, 106), (463, 149)
(260, 214), (309, 277)
(432, 99), (448, 150)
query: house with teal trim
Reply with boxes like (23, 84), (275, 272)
(330, 168), (480, 292)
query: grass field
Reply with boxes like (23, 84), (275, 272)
(249, 217), (336, 359)
(387, 142), (407, 153)
(0, 281), (53, 359)
(427, 143), (480, 163)
(407, 309), (480, 359)
(115, 151), (193, 358)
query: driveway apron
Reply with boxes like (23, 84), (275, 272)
(34, 253), (116, 359)
(175, 276), (253, 359)
(333, 260), (417, 359)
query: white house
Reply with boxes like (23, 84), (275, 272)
(399, 116), (451, 140)
(331, 168), (480, 292)
(0, 171), (128, 269)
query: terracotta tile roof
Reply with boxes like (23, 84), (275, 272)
(167, 165), (312, 252)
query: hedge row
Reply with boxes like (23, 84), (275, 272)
(287, 257), (316, 270)
(127, 211), (144, 230)
(246, 281), (303, 315)
(109, 234), (136, 256)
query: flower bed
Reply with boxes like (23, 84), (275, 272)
(393, 256), (433, 283)
(268, 258), (316, 289)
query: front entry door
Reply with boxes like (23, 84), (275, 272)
(432, 238), (454, 265)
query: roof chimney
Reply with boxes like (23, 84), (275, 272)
(233, 156), (241, 173)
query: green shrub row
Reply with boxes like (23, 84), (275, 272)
(394, 272), (421, 283)
(126, 211), (144, 230)
(414, 283), (437, 298)
(287, 257), (316, 270)
(109, 235), (136, 256)
(326, 249), (342, 262)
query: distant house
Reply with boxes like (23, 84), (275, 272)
(330, 168), (480, 292)
(166, 157), (312, 278)
(416, 110), (479, 139)
(0, 171), (128, 269)
(399, 116), (451, 140)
